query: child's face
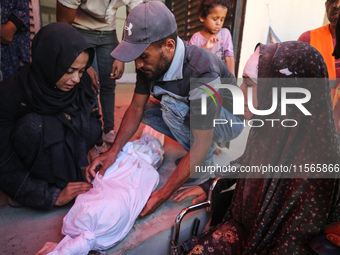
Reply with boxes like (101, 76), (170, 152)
(200, 5), (228, 35)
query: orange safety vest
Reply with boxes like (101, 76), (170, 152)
(310, 24), (340, 107)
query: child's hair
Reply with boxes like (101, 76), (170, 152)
(198, 0), (230, 19)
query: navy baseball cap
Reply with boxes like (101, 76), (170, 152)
(110, 0), (177, 62)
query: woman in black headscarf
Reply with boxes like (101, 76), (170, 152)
(175, 41), (340, 254)
(0, 23), (102, 210)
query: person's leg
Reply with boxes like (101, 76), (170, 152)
(160, 95), (191, 151)
(160, 95), (215, 171)
(142, 97), (177, 141)
(145, 95), (214, 165)
(143, 95), (216, 164)
(76, 29), (118, 134)
(143, 95), (212, 183)
(212, 108), (244, 146)
(96, 31), (119, 133)
(76, 29), (101, 123)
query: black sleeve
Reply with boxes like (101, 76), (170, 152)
(8, 0), (30, 32)
(198, 178), (215, 196)
(8, 13), (26, 31)
(0, 80), (59, 210)
(134, 69), (151, 95)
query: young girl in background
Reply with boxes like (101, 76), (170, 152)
(190, 0), (235, 156)
(190, 0), (235, 76)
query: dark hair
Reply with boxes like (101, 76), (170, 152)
(198, 0), (229, 19)
(83, 47), (95, 69)
(333, 12), (340, 59)
(151, 31), (178, 50)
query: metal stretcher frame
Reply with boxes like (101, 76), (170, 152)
(171, 178), (228, 255)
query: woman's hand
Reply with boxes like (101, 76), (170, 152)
(55, 182), (93, 206)
(173, 186), (207, 205)
(86, 150), (118, 182)
(1, 22), (17, 44)
(325, 222), (340, 247)
(326, 234), (340, 246)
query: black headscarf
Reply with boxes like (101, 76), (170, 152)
(21, 23), (97, 187)
(235, 41), (339, 177)
(23, 22), (94, 115)
(333, 13), (340, 59)
(229, 41), (340, 254)
(185, 41), (340, 255)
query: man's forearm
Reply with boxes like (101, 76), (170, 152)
(109, 94), (147, 154)
(159, 152), (191, 200)
(158, 129), (213, 200)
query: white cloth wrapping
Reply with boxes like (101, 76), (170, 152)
(48, 132), (163, 255)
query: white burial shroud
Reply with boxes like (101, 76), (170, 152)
(49, 130), (164, 255)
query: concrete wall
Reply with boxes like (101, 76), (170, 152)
(238, 0), (327, 77)
(40, 0), (56, 26)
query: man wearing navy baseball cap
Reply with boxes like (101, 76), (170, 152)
(86, 0), (243, 216)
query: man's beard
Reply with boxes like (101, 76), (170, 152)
(143, 51), (171, 81)
(329, 8), (340, 25)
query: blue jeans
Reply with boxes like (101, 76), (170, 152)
(77, 28), (119, 133)
(142, 95), (244, 165)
